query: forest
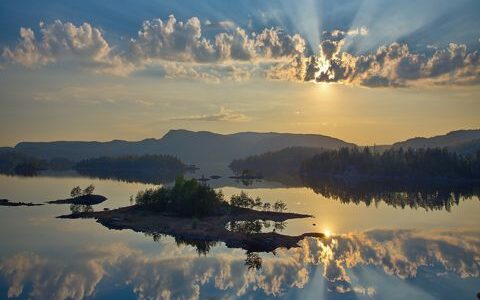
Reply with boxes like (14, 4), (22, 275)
(231, 147), (480, 180)
(302, 147), (480, 179)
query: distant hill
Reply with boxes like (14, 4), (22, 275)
(449, 138), (480, 155)
(0, 147), (14, 154)
(393, 129), (480, 154)
(12, 129), (355, 164)
(8, 129), (480, 166)
(230, 146), (324, 177)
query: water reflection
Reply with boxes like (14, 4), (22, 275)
(1, 229), (478, 300)
(69, 204), (94, 214)
(145, 232), (219, 256)
(11, 169), (479, 211)
(303, 177), (480, 211)
(75, 169), (182, 185)
(227, 220), (287, 234)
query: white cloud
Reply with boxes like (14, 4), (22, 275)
(3, 20), (132, 75)
(274, 36), (480, 87)
(2, 17), (479, 87)
(171, 106), (250, 122)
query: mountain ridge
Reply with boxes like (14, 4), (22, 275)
(12, 129), (356, 164)
(6, 128), (480, 165)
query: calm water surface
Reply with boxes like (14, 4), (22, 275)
(0, 173), (479, 300)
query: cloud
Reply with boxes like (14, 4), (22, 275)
(324, 27), (369, 40)
(162, 63), (253, 83)
(273, 38), (480, 87)
(172, 106), (250, 122)
(2, 20), (132, 75)
(127, 15), (305, 66)
(2, 17), (479, 87)
(1, 229), (478, 300)
(128, 15), (217, 64)
(204, 20), (236, 31)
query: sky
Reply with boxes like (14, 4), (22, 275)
(0, 0), (479, 146)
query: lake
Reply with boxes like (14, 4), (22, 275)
(0, 172), (479, 300)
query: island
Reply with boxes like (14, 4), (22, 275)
(47, 184), (107, 205)
(59, 177), (323, 252)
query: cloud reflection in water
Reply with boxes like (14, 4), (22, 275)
(1, 229), (479, 299)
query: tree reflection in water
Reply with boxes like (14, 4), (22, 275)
(245, 252), (262, 271)
(69, 204), (94, 214)
(301, 176), (480, 211)
(227, 220), (287, 234)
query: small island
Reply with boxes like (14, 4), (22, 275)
(47, 184), (107, 205)
(59, 177), (322, 252)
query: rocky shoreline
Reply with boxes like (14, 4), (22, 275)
(59, 205), (323, 252)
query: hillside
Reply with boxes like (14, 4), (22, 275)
(230, 147), (325, 177)
(393, 129), (480, 153)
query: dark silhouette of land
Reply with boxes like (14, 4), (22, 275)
(0, 199), (43, 207)
(47, 194), (107, 205)
(2, 129), (478, 164)
(232, 147), (480, 181)
(392, 129), (480, 154)
(58, 177), (322, 252)
(4, 129), (355, 163)
(302, 147), (480, 179)
(59, 205), (321, 252)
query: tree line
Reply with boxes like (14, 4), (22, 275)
(230, 146), (480, 180)
(302, 147), (480, 179)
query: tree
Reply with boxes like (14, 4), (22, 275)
(230, 191), (255, 208)
(262, 202), (271, 211)
(254, 197), (263, 209)
(273, 200), (287, 212)
(83, 184), (95, 195)
(70, 186), (82, 197)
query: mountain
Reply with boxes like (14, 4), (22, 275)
(230, 147), (325, 176)
(392, 129), (480, 154)
(12, 129), (355, 164)
(0, 147), (14, 154)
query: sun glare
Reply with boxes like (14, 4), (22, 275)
(323, 228), (333, 238)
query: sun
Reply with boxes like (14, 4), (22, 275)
(323, 228), (333, 238)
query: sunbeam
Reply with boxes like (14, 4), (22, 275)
(345, 0), (473, 53)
